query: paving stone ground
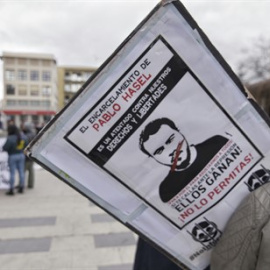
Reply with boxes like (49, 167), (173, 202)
(0, 166), (137, 270)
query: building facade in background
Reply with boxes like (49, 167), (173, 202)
(0, 52), (58, 128)
(58, 66), (96, 108)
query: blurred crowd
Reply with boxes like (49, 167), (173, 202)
(1, 120), (37, 195)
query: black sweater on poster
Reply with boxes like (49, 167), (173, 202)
(159, 135), (228, 203)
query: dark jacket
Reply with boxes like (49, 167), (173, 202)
(3, 134), (27, 155)
(133, 237), (183, 270)
(22, 122), (36, 161)
(22, 122), (36, 143)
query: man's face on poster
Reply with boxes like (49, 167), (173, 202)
(144, 124), (190, 169)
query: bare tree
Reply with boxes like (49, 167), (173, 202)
(237, 36), (270, 84)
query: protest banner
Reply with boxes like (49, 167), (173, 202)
(25, 1), (270, 269)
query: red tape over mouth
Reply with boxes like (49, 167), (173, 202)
(171, 140), (184, 172)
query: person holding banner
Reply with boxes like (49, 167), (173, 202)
(3, 124), (27, 195)
(139, 117), (228, 202)
(133, 237), (183, 270)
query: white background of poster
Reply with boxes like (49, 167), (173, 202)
(104, 72), (261, 227)
(105, 72), (259, 185)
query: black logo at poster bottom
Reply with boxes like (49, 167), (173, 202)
(188, 218), (222, 261)
(245, 165), (270, 192)
(188, 218), (222, 246)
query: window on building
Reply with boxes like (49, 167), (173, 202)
(18, 70), (27, 81)
(5, 58), (15, 65)
(20, 115), (28, 123)
(83, 72), (92, 81)
(30, 100), (40, 106)
(18, 100), (28, 106)
(5, 70), (15, 81)
(40, 100), (51, 108)
(64, 84), (71, 92)
(6, 84), (15, 95)
(41, 86), (51, 96)
(6, 100), (16, 106)
(42, 60), (51, 67)
(42, 71), (51, 82)
(71, 83), (81, 93)
(65, 72), (70, 80)
(76, 72), (82, 81)
(30, 70), (39, 81)
(30, 59), (39, 66)
(18, 58), (27, 65)
(31, 115), (39, 125)
(41, 100), (51, 106)
(71, 72), (78, 81)
(18, 85), (27, 96)
(30, 85), (39, 96)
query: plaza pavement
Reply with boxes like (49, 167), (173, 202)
(0, 165), (137, 270)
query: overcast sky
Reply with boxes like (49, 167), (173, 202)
(1, 0), (270, 100)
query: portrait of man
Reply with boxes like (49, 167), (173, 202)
(139, 118), (229, 202)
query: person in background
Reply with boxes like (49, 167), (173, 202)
(21, 122), (36, 189)
(35, 122), (45, 134)
(3, 124), (28, 195)
(7, 118), (15, 127)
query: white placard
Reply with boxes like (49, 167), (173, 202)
(25, 2), (270, 270)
